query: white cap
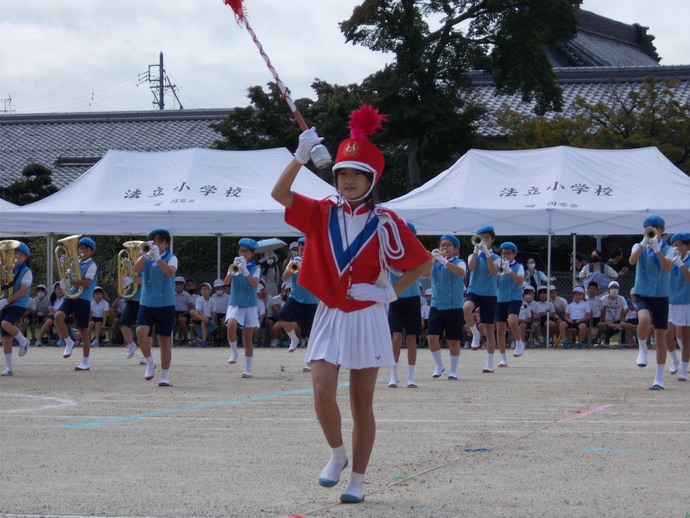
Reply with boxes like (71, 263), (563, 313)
(424, 288), (432, 296)
(572, 286), (585, 294)
(608, 281), (619, 288)
(174, 276), (185, 283)
(282, 282), (292, 290)
(36, 284), (47, 291)
(289, 242), (299, 250)
(549, 284), (557, 290)
(522, 284), (535, 292)
(213, 279), (225, 288)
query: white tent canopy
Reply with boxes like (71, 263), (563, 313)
(385, 146), (690, 235)
(0, 148), (336, 236)
(0, 197), (18, 211)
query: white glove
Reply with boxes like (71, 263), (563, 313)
(235, 256), (249, 276)
(650, 239), (660, 253)
(348, 283), (397, 304)
(502, 260), (510, 270)
(59, 278), (71, 290)
(436, 255), (449, 266)
(640, 237), (650, 248)
(290, 256), (302, 264)
(233, 256), (244, 265)
(294, 127), (324, 164)
(123, 276), (133, 288)
(0, 299), (8, 311)
(480, 242), (490, 255)
(674, 253), (685, 267)
(151, 245), (161, 261)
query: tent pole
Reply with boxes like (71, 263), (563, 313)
(47, 234), (54, 289)
(572, 233), (577, 290)
(547, 233), (552, 349)
(216, 234), (222, 280)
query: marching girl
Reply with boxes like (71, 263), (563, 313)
(668, 233), (690, 381)
(272, 105), (430, 503)
(0, 242), (33, 376)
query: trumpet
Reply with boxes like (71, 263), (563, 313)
(117, 240), (143, 299)
(498, 262), (510, 276)
(140, 241), (153, 258)
(471, 234), (483, 247)
(228, 263), (242, 276)
(289, 256), (302, 273)
(643, 226), (658, 244)
(0, 240), (21, 299)
(430, 249), (444, 263)
(54, 234), (84, 299)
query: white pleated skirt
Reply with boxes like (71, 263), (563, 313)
(669, 303), (690, 326)
(306, 301), (394, 370)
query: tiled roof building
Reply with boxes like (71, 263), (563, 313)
(1, 9), (687, 190)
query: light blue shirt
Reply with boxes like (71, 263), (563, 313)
(431, 258), (465, 310)
(497, 261), (524, 303)
(632, 242), (672, 298)
(670, 254), (690, 305)
(140, 252), (175, 308)
(290, 272), (318, 305)
(229, 261), (259, 308)
(468, 251), (500, 297)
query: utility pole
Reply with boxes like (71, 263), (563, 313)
(138, 52), (184, 110)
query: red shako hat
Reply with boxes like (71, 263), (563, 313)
(332, 104), (387, 183)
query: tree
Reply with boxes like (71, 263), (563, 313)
(496, 77), (690, 174)
(0, 163), (58, 205)
(340, 0), (581, 189)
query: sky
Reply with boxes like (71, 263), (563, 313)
(0, 0), (688, 115)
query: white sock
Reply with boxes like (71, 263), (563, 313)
(680, 361), (689, 378)
(449, 354), (459, 376)
(145, 355), (155, 368)
(160, 369), (170, 383)
(286, 329), (299, 344)
(230, 340), (238, 354)
(431, 349), (443, 371)
(343, 471), (366, 500)
(78, 357), (89, 368)
(470, 324), (480, 337)
(500, 353), (507, 364)
(331, 444), (347, 464)
(244, 355), (253, 374)
(319, 444), (348, 484)
(638, 338), (648, 352)
(390, 363), (399, 381)
(486, 353), (494, 371)
(4, 353), (13, 371)
(654, 364), (665, 386)
(669, 349), (679, 365)
(407, 364), (416, 383)
(16, 331), (28, 345)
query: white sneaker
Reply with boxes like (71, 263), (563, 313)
(514, 341), (525, 357)
(471, 335), (481, 350)
(270, 338), (280, 348)
(227, 350), (238, 364)
(18, 338), (29, 357)
(126, 342), (137, 359)
(669, 359), (680, 375)
(90, 339), (100, 347)
(636, 350), (648, 367)
(1, 368), (14, 376)
(34, 338), (43, 347)
(288, 339), (300, 352)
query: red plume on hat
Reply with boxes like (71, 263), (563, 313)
(333, 104), (387, 183)
(224, 0), (247, 24)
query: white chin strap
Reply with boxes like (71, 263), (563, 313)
(338, 181), (376, 204)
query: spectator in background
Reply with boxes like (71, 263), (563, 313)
(259, 250), (282, 297)
(549, 285), (568, 320)
(174, 276), (194, 344)
(620, 292), (639, 345)
(580, 249), (618, 296)
(558, 287), (592, 349)
(420, 288), (432, 346)
(585, 281), (605, 343)
(28, 284), (51, 344)
(212, 279), (229, 346)
(601, 281), (628, 346)
(87, 286), (109, 347)
(34, 282), (66, 347)
(570, 252), (587, 287)
(606, 248), (629, 278)
(518, 285), (537, 347)
(190, 282), (217, 347)
(185, 278), (199, 305)
(534, 286), (556, 346)
(524, 259), (549, 291)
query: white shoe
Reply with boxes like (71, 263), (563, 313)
(471, 335), (481, 350)
(387, 378), (399, 388)
(63, 341), (75, 358)
(227, 350), (238, 364)
(669, 360), (680, 375)
(18, 338), (29, 357)
(90, 339), (100, 347)
(1, 369), (14, 376)
(514, 341), (525, 357)
(636, 350), (648, 367)
(270, 338), (280, 348)
(288, 339), (299, 352)
(126, 342), (137, 359)
(34, 338), (43, 347)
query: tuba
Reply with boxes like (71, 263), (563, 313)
(117, 240), (144, 299)
(54, 235), (84, 299)
(0, 240), (21, 299)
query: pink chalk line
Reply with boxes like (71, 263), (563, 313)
(561, 404), (613, 422)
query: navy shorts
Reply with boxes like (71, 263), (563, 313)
(1, 306), (27, 336)
(496, 300), (522, 322)
(278, 298), (317, 337)
(635, 296), (669, 330)
(58, 298), (91, 329)
(137, 305), (176, 337)
(121, 300), (140, 327)
(387, 296), (423, 335)
(90, 317), (104, 324)
(465, 293), (497, 324)
(428, 307), (464, 341)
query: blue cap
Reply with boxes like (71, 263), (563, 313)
(476, 225), (495, 235)
(16, 242), (30, 257)
(670, 232), (690, 244)
(440, 234), (460, 249)
(238, 237), (259, 251)
(78, 237), (96, 251)
(499, 241), (517, 252)
(643, 214), (665, 228)
(298, 237), (306, 244)
(147, 228), (171, 241)
(406, 222), (417, 236)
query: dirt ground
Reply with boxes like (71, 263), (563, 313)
(1, 344), (688, 518)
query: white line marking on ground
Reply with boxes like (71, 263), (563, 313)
(0, 394), (77, 414)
